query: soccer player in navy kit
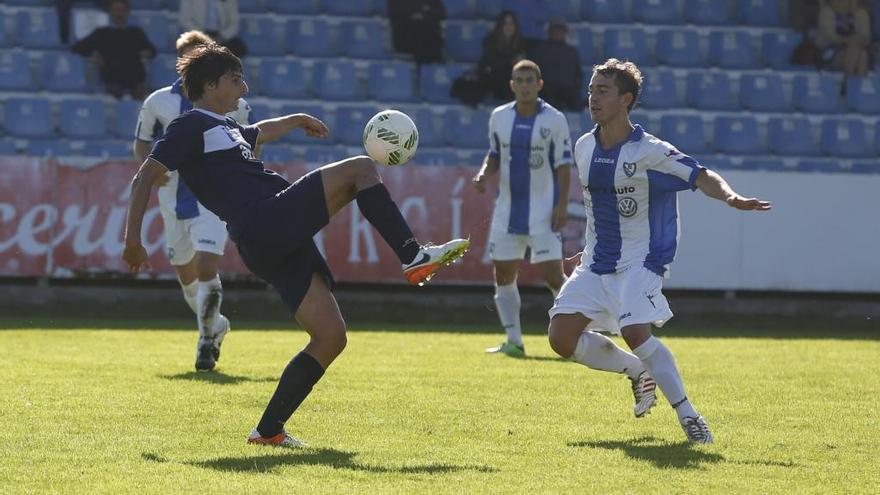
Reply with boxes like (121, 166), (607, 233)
(122, 43), (470, 447)
(548, 59), (771, 443)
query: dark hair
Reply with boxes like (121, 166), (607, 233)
(489, 10), (523, 47)
(592, 58), (643, 112)
(176, 43), (242, 101)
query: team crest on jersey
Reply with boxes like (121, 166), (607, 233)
(617, 197), (638, 217)
(623, 162), (637, 177)
(529, 153), (545, 169)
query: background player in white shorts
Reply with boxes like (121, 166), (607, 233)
(473, 60), (573, 358)
(548, 59), (771, 443)
(133, 31), (251, 371)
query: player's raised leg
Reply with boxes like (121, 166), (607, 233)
(623, 324), (713, 443)
(248, 274), (343, 448)
(486, 259), (525, 357)
(318, 156), (470, 285)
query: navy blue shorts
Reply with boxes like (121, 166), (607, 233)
(232, 170), (334, 314)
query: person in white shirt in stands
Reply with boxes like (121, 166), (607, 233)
(133, 31), (251, 371)
(179, 0), (247, 57)
(473, 59), (573, 358)
(549, 58), (771, 443)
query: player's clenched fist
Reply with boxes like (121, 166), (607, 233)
(122, 243), (150, 273)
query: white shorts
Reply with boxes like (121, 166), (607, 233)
(160, 204), (228, 266)
(549, 263), (673, 335)
(488, 229), (562, 263)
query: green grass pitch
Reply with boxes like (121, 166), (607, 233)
(1, 316), (877, 494)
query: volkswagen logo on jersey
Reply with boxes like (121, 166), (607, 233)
(540, 127), (551, 139)
(617, 197), (638, 217)
(623, 162), (637, 177)
(529, 153), (545, 169)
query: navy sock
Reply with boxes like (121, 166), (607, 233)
(256, 352), (325, 437)
(356, 184), (420, 264)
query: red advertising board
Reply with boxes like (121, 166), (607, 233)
(0, 157), (585, 286)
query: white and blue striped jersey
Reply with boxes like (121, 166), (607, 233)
(575, 125), (705, 276)
(136, 78), (250, 220)
(488, 99), (573, 235)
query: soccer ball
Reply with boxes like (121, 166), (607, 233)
(363, 110), (419, 166)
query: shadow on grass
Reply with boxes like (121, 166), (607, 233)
(143, 449), (496, 475)
(159, 371), (277, 385)
(568, 436), (725, 469)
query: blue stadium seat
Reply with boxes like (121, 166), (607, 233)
(412, 149), (458, 166)
(796, 159), (840, 173)
(445, 108), (490, 149)
(148, 55), (178, 90)
(736, 0), (782, 26)
(0, 12), (9, 48)
(368, 62), (417, 103)
(413, 108), (446, 147)
(323, 0), (372, 16)
(476, 0), (503, 19)
(445, 0), (476, 19)
(5, 0), (52, 5)
(654, 29), (702, 67)
(686, 72), (738, 111)
(305, 145), (347, 166)
(761, 31), (802, 69)
(603, 29), (650, 65)
(60, 98), (107, 139)
(699, 156), (734, 170)
(237, 0), (268, 13)
(548, 0), (582, 18)
(26, 139), (76, 157)
(820, 119), (869, 158)
(684, 0), (732, 25)
(285, 18), (335, 57)
(41, 52), (88, 93)
(260, 146), (295, 164)
(740, 157), (785, 171)
(767, 117), (818, 156)
(340, 20), (389, 59)
(115, 99), (141, 139)
(248, 103), (271, 123)
(0, 51), (34, 91)
(572, 26), (596, 64)
(446, 22), (490, 63)
(279, 104), (330, 144)
(659, 115), (709, 154)
(16, 10), (60, 48)
(629, 110), (655, 131)
(259, 59), (308, 99)
(312, 60), (360, 101)
(739, 73), (787, 112)
(335, 105), (380, 146)
(268, 0), (319, 14)
(565, 112), (590, 139)
(5, 98), (54, 138)
(240, 16), (284, 56)
(792, 74), (844, 114)
(846, 75), (880, 114)
(0, 138), (18, 155)
(714, 116), (762, 155)
(419, 63), (467, 103)
(130, 0), (165, 8)
(708, 30), (757, 69)
(876, 123), (880, 155)
(632, 0), (684, 24)
(852, 160), (880, 174)
(582, 0), (631, 22)
(83, 140), (130, 158)
(129, 12), (174, 53)
(640, 70), (679, 109)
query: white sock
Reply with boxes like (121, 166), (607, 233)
(632, 336), (699, 420)
(197, 276), (223, 340)
(572, 331), (645, 380)
(494, 283), (522, 347)
(180, 280), (198, 315)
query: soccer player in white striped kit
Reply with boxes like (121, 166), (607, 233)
(549, 59), (771, 443)
(133, 31), (251, 371)
(473, 59), (573, 358)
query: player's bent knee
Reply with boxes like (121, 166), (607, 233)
(548, 322), (577, 359)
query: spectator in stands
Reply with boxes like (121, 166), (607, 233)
(528, 17), (583, 111)
(817, 0), (872, 75)
(71, 0), (156, 99)
(478, 11), (528, 102)
(179, 0), (247, 58)
(789, 0), (822, 34)
(388, 0), (446, 65)
(502, 0), (550, 46)
(55, 0), (102, 45)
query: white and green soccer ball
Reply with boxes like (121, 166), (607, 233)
(363, 110), (419, 166)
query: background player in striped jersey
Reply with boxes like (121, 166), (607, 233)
(548, 59), (770, 443)
(473, 59), (573, 358)
(133, 31), (250, 371)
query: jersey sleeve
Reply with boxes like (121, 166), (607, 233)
(135, 94), (160, 141)
(148, 116), (199, 172)
(646, 140), (705, 192)
(551, 114), (573, 169)
(487, 110), (500, 159)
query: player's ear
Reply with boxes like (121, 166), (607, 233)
(620, 91), (633, 109)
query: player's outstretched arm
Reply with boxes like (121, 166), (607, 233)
(472, 154), (500, 193)
(695, 169), (772, 211)
(255, 114), (329, 144)
(122, 158), (168, 273)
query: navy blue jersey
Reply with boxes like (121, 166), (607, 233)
(149, 109), (289, 228)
